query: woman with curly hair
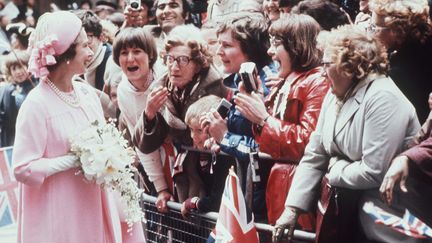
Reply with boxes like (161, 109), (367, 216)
(369, 0), (432, 123)
(134, 24), (229, 211)
(272, 25), (421, 243)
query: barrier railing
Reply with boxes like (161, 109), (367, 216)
(141, 193), (316, 243)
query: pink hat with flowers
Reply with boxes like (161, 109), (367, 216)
(28, 11), (82, 77)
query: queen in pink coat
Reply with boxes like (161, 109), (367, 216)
(12, 11), (144, 243)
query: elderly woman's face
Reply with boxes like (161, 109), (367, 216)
(70, 30), (94, 75)
(118, 46), (151, 84)
(166, 45), (199, 89)
(322, 53), (354, 99)
(216, 30), (248, 74)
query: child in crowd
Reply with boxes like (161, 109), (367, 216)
(180, 95), (234, 217)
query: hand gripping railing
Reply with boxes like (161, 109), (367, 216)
(142, 143), (317, 243)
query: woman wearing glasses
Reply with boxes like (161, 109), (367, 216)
(272, 25), (420, 243)
(133, 25), (229, 210)
(233, 14), (329, 232)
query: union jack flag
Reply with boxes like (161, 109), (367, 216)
(214, 167), (259, 243)
(363, 201), (432, 239)
(0, 146), (18, 228)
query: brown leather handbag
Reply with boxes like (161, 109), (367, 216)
(315, 176), (361, 243)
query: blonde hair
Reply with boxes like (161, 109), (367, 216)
(185, 95), (222, 126)
(370, 0), (431, 44)
(164, 24), (213, 69)
(318, 25), (389, 80)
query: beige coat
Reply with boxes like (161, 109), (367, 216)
(285, 74), (421, 242)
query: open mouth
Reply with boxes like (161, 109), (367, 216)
(127, 66), (139, 72)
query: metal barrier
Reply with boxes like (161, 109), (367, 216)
(141, 193), (316, 243)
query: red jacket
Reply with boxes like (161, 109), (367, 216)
(254, 67), (330, 227)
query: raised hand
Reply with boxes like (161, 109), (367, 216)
(145, 87), (169, 120)
(200, 109), (228, 144)
(234, 91), (269, 125)
(123, 5), (148, 28)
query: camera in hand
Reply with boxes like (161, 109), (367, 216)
(129, 0), (141, 9)
(239, 62), (259, 93)
(216, 98), (232, 119)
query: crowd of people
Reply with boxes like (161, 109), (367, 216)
(0, 0), (432, 242)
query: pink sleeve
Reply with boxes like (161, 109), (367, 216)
(12, 97), (49, 186)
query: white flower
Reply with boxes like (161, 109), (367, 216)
(70, 120), (145, 229)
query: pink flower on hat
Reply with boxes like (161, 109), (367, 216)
(27, 11), (83, 78)
(28, 34), (59, 78)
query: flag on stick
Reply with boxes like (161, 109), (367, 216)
(0, 147), (18, 228)
(214, 167), (259, 243)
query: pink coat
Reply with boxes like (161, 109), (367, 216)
(12, 81), (144, 243)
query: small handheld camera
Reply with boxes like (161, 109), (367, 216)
(239, 62), (259, 93)
(129, 0), (141, 9)
(216, 98), (232, 119)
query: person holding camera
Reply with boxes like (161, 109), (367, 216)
(202, 14), (278, 232)
(233, 13), (330, 232)
(272, 25), (420, 243)
(123, 0), (155, 28)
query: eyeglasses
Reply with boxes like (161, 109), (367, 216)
(269, 35), (283, 47)
(163, 55), (192, 67)
(367, 23), (389, 33)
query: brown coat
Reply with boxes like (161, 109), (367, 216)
(134, 65), (229, 153)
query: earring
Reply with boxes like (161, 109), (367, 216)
(66, 60), (70, 65)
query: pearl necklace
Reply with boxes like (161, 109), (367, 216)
(45, 78), (81, 107)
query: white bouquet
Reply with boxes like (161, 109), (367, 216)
(70, 120), (144, 230)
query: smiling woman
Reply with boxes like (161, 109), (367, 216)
(134, 24), (229, 206)
(275, 24), (421, 243)
(113, 27), (158, 134)
(12, 11), (146, 243)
